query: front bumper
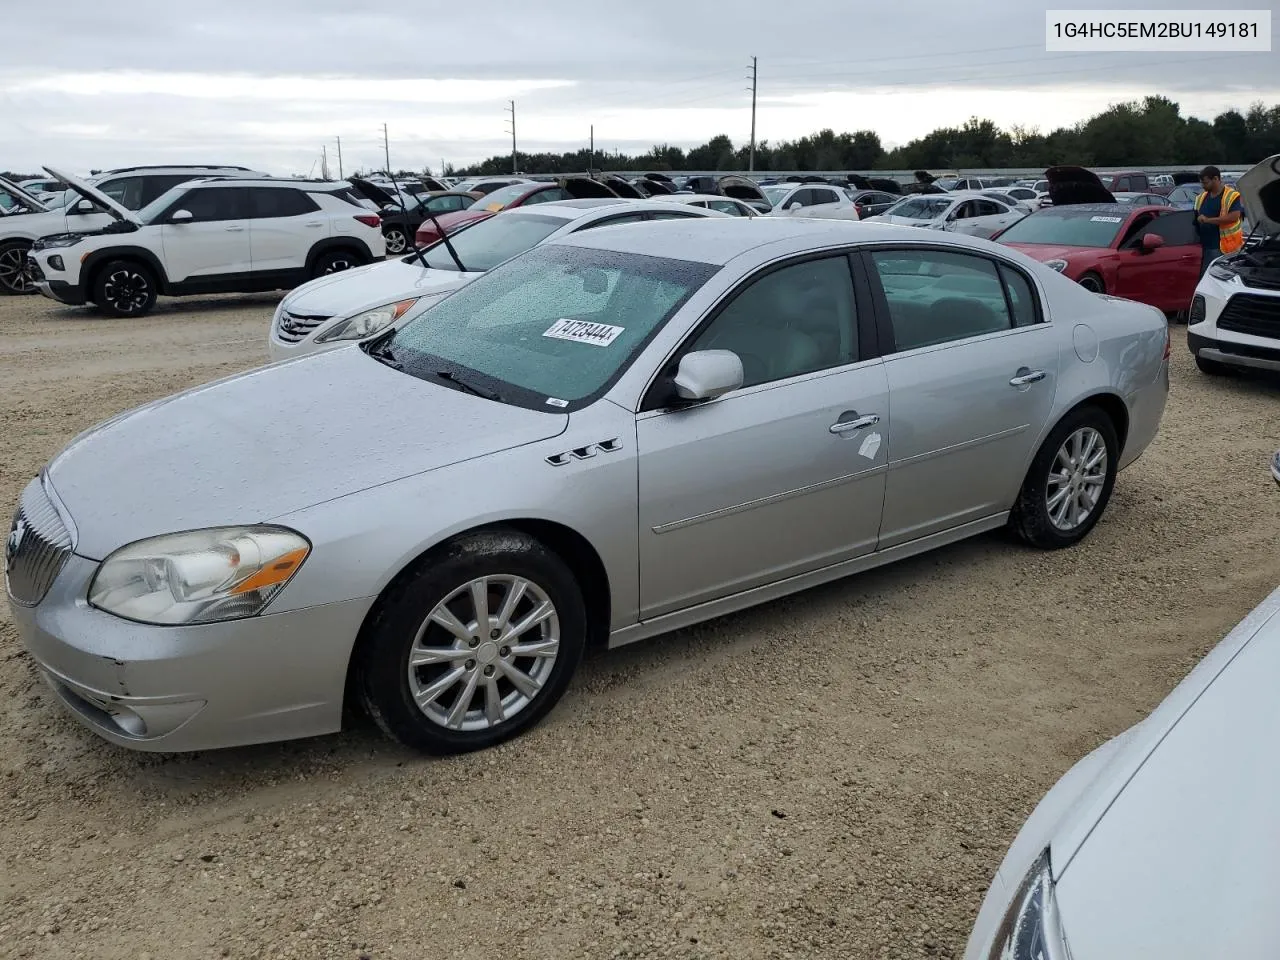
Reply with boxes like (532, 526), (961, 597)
(35, 278), (87, 306)
(1187, 330), (1280, 373)
(8, 553), (374, 751)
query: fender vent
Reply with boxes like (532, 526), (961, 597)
(546, 438), (622, 467)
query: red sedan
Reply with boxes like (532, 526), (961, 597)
(414, 181), (578, 246)
(995, 203), (1202, 314)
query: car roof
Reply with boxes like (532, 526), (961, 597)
(184, 178), (350, 189)
(651, 193), (740, 203)
(546, 215), (1008, 266)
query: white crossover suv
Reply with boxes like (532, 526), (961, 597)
(1, 164), (269, 295)
(27, 168), (385, 317)
(1186, 154), (1280, 376)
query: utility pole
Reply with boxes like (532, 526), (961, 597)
(336, 136), (343, 179)
(505, 101), (517, 174)
(746, 56), (758, 172)
(589, 125), (594, 175)
(382, 123), (391, 174)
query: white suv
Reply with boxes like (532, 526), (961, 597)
(0, 164), (269, 295)
(1187, 155), (1279, 376)
(27, 169), (386, 316)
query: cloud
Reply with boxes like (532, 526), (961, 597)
(1, 0), (1275, 174)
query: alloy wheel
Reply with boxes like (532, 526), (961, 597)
(384, 229), (407, 254)
(102, 269), (152, 313)
(1045, 427), (1108, 531)
(407, 575), (561, 732)
(0, 247), (33, 294)
(1079, 275), (1103, 294)
(323, 257), (355, 274)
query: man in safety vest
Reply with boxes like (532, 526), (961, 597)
(1194, 165), (1244, 277)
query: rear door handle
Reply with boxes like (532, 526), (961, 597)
(1009, 368), (1046, 386)
(830, 413), (880, 434)
(305, 221), (324, 227)
(225, 225), (245, 232)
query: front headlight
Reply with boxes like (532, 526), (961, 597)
(1207, 259), (1238, 282)
(986, 849), (1071, 960)
(315, 298), (420, 343)
(36, 234), (85, 250)
(88, 526), (311, 625)
(1043, 259), (1068, 273)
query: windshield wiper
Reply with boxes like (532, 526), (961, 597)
(380, 167), (469, 273)
(433, 368), (499, 401)
(363, 337), (402, 370)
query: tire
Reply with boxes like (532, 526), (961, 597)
(310, 249), (362, 280)
(1077, 272), (1105, 294)
(1009, 405), (1119, 550)
(383, 227), (408, 255)
(1195, 354), (1232, 376)
(92, 260), (158, 317)
(0, 240), (35, 295)
(354, 527), (587, 754)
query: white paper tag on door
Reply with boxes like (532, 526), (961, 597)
(858, 432), (882, 460)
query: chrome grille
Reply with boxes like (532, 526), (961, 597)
(275, 311), (330, 344)
(5, 478), (73, 607)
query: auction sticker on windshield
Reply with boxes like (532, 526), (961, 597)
(1090, 216), (1124, 222)
(543, 318), (624, 346)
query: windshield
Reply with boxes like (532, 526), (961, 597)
(469, 183), (533, 210)
(883, 196), (951, 220)
(403, 212), (567, 272)
(996, 210), (1125, 247)
(384, 245), (719, 409)
(762, 186), (792, 204)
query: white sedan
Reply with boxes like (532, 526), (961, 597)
(866, 191), (1025, 239)
(268, 198), (728, 360)
(966, 581), (1280, 959)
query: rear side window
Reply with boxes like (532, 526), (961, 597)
(249, 187), (319, 218)
(870, 249), (1016, 351)
(998, 264), (1039, 327)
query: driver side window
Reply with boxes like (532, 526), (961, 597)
(688, 256), (859, 389)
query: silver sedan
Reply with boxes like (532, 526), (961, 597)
(5, 218), (1170, 755)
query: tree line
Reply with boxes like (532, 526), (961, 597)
(457, 96), (1280, 176)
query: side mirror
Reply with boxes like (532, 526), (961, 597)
(74, 199), (95, 214)
(786, 201), (801, 212)
(169, 209), (194, 223)
(1139, 232), (1164, 252)
(672, 350), (743, 402)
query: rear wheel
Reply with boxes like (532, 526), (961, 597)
(0, 240), (35, 295)
(383, 227), (408, 255)
(1078, 272), (1105, 294)
(310, 249), (361, 280)
(355, 528), (587, 754)
(1010, 406), (1119, 549)
(93, 260), (157, 317)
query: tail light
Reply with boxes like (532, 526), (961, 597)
(354, 214), (381, 228)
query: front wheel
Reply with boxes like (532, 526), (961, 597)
(310, 250), (361, 280)
(355, 528), (587, 754)
(93, 260), (157, 317)
(1078, 272), (1105, 294)
(1010, 407), (1119, 549)
(0, 240), (35, 295)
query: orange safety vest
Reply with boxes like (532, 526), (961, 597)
(1195, 185), (1244, 254)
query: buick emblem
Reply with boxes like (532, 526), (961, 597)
(6, 517), (26, 562)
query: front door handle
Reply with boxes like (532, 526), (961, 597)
(305, 221), (324, 227)
(830, 413), (880, 434)
(1009, 368), (1046, 387)
(225, 225), (245, 232)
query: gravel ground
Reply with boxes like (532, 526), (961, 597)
(1, 291), (1278, 960)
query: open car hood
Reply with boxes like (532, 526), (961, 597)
(601, 175), (644, 199)
(45, 165), (140, 224)
(867, 178), (902, 194)
(718, 175), (767, 205)
(635, 177), (675, 196)
(1045, 165), (1115, 206)
(1235, 154), (1280, 237)
(420, 176), (449, 192)
(1172, 171), (1201, 185)
(559, 177), (620, 200)
(350, 176), (399, 208)
(0, 176), (49, 215)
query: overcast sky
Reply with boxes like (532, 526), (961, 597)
(2, 0), (1276, 176)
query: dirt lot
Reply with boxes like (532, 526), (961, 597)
(1, 291), (1277, 960)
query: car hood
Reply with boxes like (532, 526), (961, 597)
(1053, 586), (1280, 957)
(1001, 242), (1099, 264)
(283, 257), (480, 317)
(1045, 165), (1115, 206)
(1235, 153), (1280, 237)
(349, 176), (398, 208)
(718, 175), (768, 205)
(45, 164), (139, 225)
(0, 176), (50, 214)
(45, 346), (567, 559)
